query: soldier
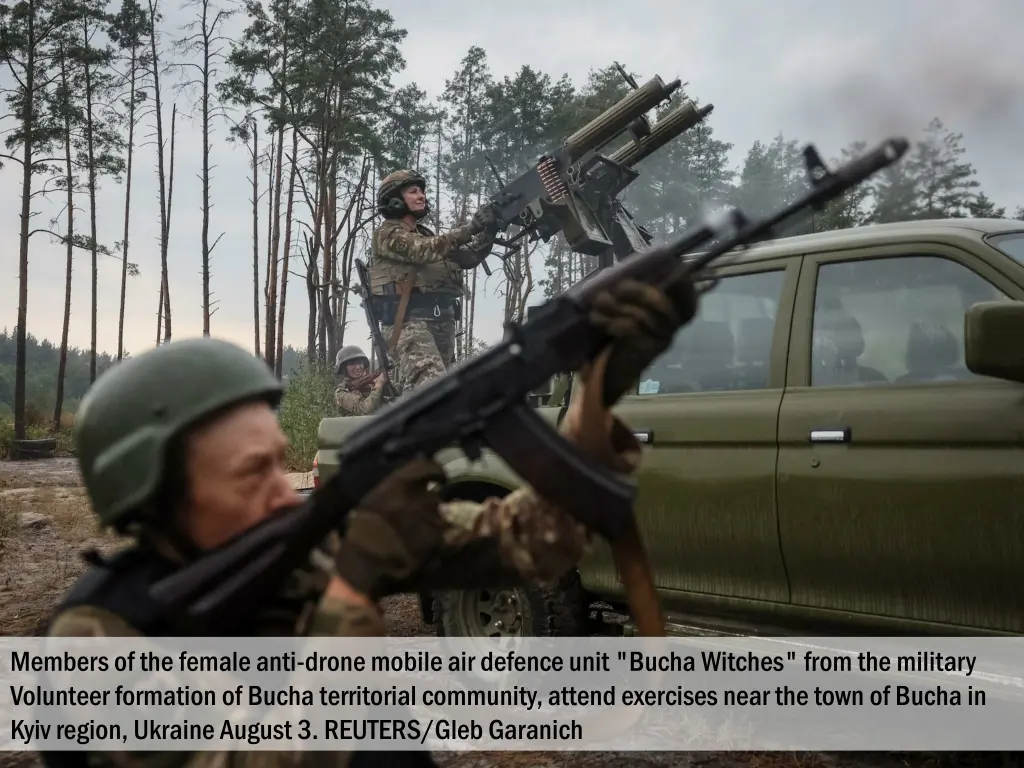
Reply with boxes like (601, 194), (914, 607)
(369, 168), (497, 394)
(334, 344), (388, 416)
(42, 276), (698, 768)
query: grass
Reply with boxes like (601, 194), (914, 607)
(278, 358), (337, 472)
(2, 361), (336, 472)
(0, 409), (76, 460)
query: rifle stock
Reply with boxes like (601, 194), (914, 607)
(354, 258), (400, 400)
(149, 137), (909, 634)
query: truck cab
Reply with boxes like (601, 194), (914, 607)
(315, 218), (1024, 639)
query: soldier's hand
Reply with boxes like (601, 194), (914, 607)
(587, 276), (698, 406)
(333, 459), (448, 601)
(557, 350), (642, 477)
(469, 202), (498, 234)
(373, 373), (386, 391)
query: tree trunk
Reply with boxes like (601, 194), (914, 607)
(148, 0), (171, 344)
(251, 123), (260, 356)
(83, 15), (99, 383)
(275, 128), (298, 377)
(54, 48), (74, 431)
(264, 131), (275, 358)
(265, 111), (286, 368)
(14, 4), (39, 441)
(163, 104), (176, 342)
(118, 43), (138, 361)
(200, 4), (212, 335)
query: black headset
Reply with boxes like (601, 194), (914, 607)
(377, 180), (430, 219)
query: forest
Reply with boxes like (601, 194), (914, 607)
(3, 0), (1023, 441)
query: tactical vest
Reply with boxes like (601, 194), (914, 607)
(369, 220), (463, 297)
(38, 548), (439, 768)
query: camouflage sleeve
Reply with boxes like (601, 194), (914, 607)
(446, 233), (494, 270)
(335, 385), (382, 416)
(422, 415), (644, 586)
(378, 220), (477, 265)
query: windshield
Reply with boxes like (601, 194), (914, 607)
(988, 232), (1024, 265)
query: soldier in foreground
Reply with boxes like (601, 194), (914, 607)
(369, 169), (497, 393)
(334, 345), (389, 416)
(42, 276), (697, 768)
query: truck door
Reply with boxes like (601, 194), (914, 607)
(776, 243), (1024, 632)
(610, 257), (800, 604)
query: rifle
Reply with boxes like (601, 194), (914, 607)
(475, 65), (714, 276)
(149, 137), (908, 636)
(354, 257), (400, 400)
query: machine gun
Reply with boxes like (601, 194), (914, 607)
(476, 63), (714, 276)
(147, 136), (909, 636)
(353, 258), (401, 400)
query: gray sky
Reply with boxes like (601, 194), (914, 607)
(2, 0), (1022, 360)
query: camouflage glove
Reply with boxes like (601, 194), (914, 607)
(588, 276), (698, 405)
(333, 459), (448, 601)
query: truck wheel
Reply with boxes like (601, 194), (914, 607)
(433, 571), (587, 639)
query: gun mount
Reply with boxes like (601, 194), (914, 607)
(481, 63), (714, 275)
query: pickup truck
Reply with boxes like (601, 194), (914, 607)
(312, 217), (1024, 640)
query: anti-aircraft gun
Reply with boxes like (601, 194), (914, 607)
(478, 63), (714, 275)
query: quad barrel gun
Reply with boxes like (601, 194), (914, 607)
(479, 62), (714, 275)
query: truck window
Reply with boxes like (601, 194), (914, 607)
(811, 255), (1007, 387)
(638, 269), (786, 395)
(988, 232), (1024, 265)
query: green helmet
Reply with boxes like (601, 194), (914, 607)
(377, 169), (429, 219)
(335, 345), (369, 374)
(75, 337), (283, 528)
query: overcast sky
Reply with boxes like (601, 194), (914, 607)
(2, 0), (1022, 362)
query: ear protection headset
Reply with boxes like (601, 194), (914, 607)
(377, 181), (430, 219)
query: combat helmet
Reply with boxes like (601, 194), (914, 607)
(74, 337), (283, 530)
(335, 345), (369, 374)
(377, 169), (429, 219)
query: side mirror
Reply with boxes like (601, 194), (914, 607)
(965, 300), (1024, 383)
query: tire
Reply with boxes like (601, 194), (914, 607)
(432, 570), (588, 640)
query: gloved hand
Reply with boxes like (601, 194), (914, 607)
(333, 459), (448, 601)
(469, 202), (498, 234)
(587, 276), (699, 405)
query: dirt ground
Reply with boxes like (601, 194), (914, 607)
(0, 458), (1018, 768)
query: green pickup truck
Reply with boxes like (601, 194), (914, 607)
(313, 217), (1024, 639)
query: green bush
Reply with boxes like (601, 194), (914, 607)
(278, 358), (336, 471)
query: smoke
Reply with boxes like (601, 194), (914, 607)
(788, 5), (1024, 147)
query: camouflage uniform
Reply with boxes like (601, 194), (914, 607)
(42, 335), (643, 768)
(333, 345), (385, 416)
(369, 169), (495, 394)
(335, 378), (384, 416)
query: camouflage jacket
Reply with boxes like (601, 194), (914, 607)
(334, 379), (383, 417)
(45, 420), (641, 767)
(368, 220), (492, 297)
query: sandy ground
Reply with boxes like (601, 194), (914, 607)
(0, 458), (1016, 768)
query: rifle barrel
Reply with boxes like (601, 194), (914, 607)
(562, 76), (681, 161)
(609, 102), (713, 168)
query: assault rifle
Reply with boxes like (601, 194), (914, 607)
(476, 64), (714, 276)
(353, 258), (400, 400)
(149, 137), (909, 635)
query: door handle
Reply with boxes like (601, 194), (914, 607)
(809, 427), (850, 443)
(633, 430), (653, 445)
